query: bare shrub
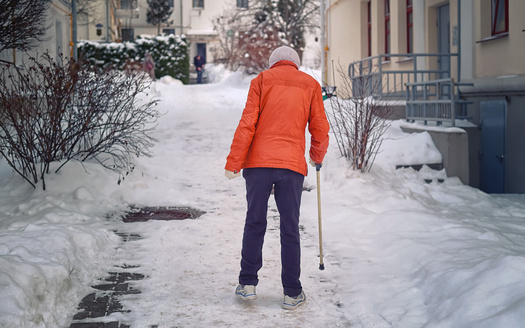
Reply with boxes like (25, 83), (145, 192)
(0, 53), (159, 190)
(326, 64), (394, 172)
(0, 0), (51, 55)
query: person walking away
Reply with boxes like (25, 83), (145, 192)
(143, 52), (155, 80)
(224, 46), (330, 310)
(193, 54), (205, 84)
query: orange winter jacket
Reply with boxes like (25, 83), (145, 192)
(225, 60), (330, 176)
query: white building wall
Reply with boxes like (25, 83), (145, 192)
(79, 0), (119, 42)
(0, 0), (72, 64)
(118, 0), (234, 63)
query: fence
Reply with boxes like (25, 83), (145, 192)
(405, 78), (456, 126)
(348, 53), (457, 99)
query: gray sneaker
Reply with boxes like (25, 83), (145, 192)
(282, 291), (306, 310)
(235, 284), (257, 300)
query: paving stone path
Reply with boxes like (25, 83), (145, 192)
(69, 207), (203, 328)
(69, 232), (144, 328)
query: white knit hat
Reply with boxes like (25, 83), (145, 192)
(268, 46), (300, 68)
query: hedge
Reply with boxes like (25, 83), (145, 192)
(78, 34), (189, 83)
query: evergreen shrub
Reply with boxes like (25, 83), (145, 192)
(79, 34), (189, 83)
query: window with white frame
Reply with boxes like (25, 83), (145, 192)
(237, 0), (248, 9)
(193, 0), (204, 8)
(491, 0), (508, 36)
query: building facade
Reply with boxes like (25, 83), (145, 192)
(78, 0), (120, 42)
(325, 0), (525, 193)
(115, 0), (246, 64)
(0, 0), (73, 64)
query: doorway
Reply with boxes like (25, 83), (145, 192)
(479, 101), (506, 193)
(197, 43), (207, 62)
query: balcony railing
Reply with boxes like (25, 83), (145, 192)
(347, 53), (474, 126)
(117, 0), (137, 10)
(116, 0), (139, 18)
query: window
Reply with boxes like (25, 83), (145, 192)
(367, 1), (372, 57)
(491, 0), (508, 35)
(121, 28), (134, 42)
(406, 0), (413, 53)
(193, 0), (204, 8)
(163, 28), (175, 35)
(168, 0), (173, 7)
(237, 0), (248, 9)
(385, 0), (390, 57)
(119, 0), (137, 10)
(56, 20), (63, 56)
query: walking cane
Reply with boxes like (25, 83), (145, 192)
(316, 163), (325, 270)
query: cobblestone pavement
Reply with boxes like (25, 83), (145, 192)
(69, 232), (143, 328)
(69, 207), (203, 328)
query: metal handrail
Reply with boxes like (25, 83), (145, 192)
(348, 53), (458, 99)
(405, 78), (456, 126)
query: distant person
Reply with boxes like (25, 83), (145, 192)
(224, 46), (330, 310)
(193, 54), (205, 84)
(143, 52), (155, 80)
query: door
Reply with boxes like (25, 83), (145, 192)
(479, 101), (506, 193)
(437, 4), (450, 79)
(197, 43), (207, 62)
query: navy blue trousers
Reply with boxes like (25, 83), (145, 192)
(196, 69), (203, 84)
(239, 168), (304, 297)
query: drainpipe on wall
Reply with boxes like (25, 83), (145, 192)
(457, 0), (461, 85)
(320, 0), (326, 86)
(11, 12), (16, 63)
(72, 0), (77, 60)
(180, 0), (183, 35)
(106, 0), (110, 42)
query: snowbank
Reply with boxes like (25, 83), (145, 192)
(1, 65), (525, 328)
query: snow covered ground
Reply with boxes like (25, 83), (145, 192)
(1, 65), (525, 328)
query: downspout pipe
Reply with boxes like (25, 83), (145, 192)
(457, 0), (461, 85)
(72, 0), (77, 60)
(106, 0), (110, 42)
(457, 0), (463, 116)
(320, 0), (326, 86)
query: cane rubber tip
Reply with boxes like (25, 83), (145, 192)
(319, 263), (325, 270)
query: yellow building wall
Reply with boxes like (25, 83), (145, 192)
(325, 0), (364, 87)
(473, 0), (525, 78)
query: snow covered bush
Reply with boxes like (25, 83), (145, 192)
(135, 34), (189, 82)
(0, 53), (160, 190)
(79, 34), (189, 83)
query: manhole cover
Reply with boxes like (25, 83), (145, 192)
(123, 206), (205, 223)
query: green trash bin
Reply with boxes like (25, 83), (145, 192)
(322, 86), (337, 100)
